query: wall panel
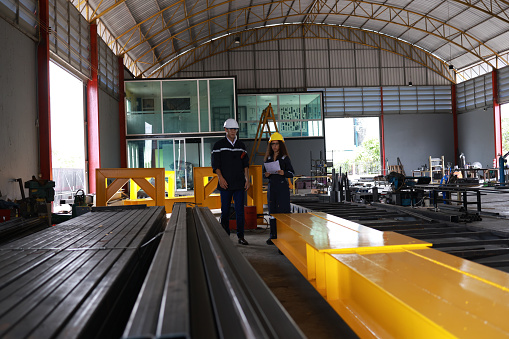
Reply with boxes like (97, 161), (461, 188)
(0, 18), (38, 200)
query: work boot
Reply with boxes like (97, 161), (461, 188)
(266, 238), (274, 245)
(269, 217), (277, 239)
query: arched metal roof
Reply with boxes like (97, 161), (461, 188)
(72, 0), (509, 83)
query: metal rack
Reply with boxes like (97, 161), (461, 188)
(429, 155), (445, 184)
(310, 151), (333, 194)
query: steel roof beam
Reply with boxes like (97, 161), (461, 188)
(147, 23), (455, 84)
(115, 0), (509, 77)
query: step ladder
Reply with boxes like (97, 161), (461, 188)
(249, 103), (279, 165)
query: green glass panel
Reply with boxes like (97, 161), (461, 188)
(156, 140), (174, 171)
(203, 137), (224, 167)
(210, 79), (235, 131)
(127, 140), (157, 168)
(257, 95), (278, 120)
(199, 80), (209, 132)
(301, 93), (322, 120)
(162, 80), (199, 133)
(125, 81), (162, 134)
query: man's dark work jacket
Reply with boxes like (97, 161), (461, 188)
(211, 137), (249, 191)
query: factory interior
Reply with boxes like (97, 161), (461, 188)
(3, 0), (509, 338)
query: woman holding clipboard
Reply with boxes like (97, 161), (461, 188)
(263, 132), (295, 245)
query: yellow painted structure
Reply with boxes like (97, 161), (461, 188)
(273, 212), (509, 338)
(129, 170), (175, 200)
(96, 168), (165, 207)
(98, 166), (266, 214)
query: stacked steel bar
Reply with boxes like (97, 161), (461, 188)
(0, 217), (49, 245)
(0, 206), (166, 339)
(123, 203), (306, 339)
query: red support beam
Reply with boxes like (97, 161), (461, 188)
(118, 56), (127, 168)
(380, 87), (386, 175)
(37, 0), (52, 180)
(451, 84), (458, 166)
(492, 70), (502, 159)
(87, 23), (100, 193)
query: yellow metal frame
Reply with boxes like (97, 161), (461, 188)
(272, 211), (509, 338)
(129, 170), (175, 200)
(96, 168), (165, 207)
(115, 166), (266, 214)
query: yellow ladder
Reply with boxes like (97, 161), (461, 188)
(249, 103), (279, 165)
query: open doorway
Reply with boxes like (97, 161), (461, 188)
(502, 104), (509, 156)
(325, 117), (381, 181)
(49, 62), (86, 212)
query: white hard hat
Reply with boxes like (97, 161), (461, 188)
(223, 118), (239, 129)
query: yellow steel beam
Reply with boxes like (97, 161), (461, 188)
(325, 249), (509, 338)
(273, 211), (509, 337)
(151, 24), (455, 83)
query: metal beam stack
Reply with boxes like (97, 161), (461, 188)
(0, 205), (166, 338)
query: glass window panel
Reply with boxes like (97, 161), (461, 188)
(240, 121), (263, 139)
(162, 80), (198, 133)
(125, 81), (162, 134)
(156, 140), (174, 171)
(238, 95), (258, 121)
(279, 95), (300, 121)
(210, 79), (235, 131)
(199, 80), (209, 132)
(127, 140), (157, 168)
(203, 137), (224, 167)
(302, 94), (321, 119)
(257, 95), (278, 119)
(184, 138), (202, 190)
(303, 120), (323, 137)
(278, 121), (302, 138)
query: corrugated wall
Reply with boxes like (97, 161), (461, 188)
(0, 19), (39, 201)
(171, 38), (450, 91)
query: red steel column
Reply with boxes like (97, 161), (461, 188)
(380, 87), (386, 175)
(118, 56), (127, 168)
(37, 0), (52, 180)
(87, 22), (100, 193)
(492, 70), (502, 158)
(451, 84), (459, 166)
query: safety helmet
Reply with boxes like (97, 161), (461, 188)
(223, 118), (239, 129)
(269, 132), (284, 143)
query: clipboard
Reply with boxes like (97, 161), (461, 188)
(264, 160), (281, 174)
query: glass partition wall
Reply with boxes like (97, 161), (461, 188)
(237, 92), (323, 139)
(125, 78), (235, 193)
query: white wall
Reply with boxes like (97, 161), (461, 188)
(384, 113), (455, 174)
(457, 107), (496, 167)
(0, 19), (39, 201)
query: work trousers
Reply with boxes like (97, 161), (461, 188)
(220, 189), (245, 239)
(267, 181), (290, 239)
(268, 181), (291, 214)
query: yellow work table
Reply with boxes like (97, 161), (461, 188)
(272, 212), (509, 339)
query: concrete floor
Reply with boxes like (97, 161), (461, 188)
(226, 226), (358, 339)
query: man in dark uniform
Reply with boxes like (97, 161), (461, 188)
(211, 119), (250, 245)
